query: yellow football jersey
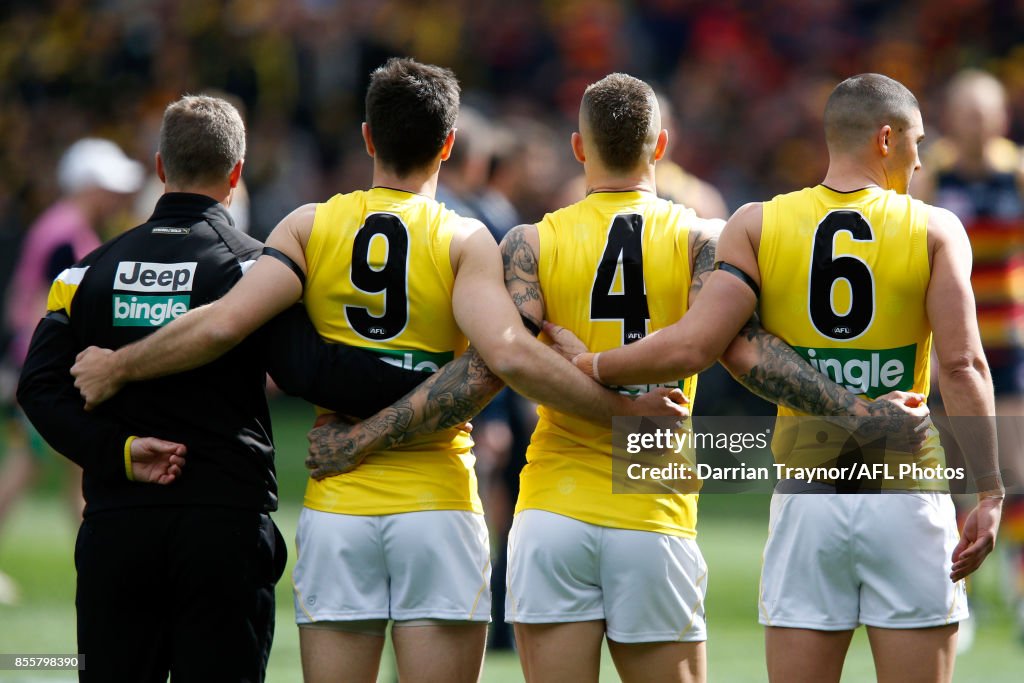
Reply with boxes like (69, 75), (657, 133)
(301, 187), (478, 515)
(518, 190), (700, 537)
(759, 185), (946, 487)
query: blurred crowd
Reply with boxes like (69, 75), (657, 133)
(2, 0), (1024, 241)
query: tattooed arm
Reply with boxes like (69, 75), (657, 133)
(687, 218), (724, 306)
(305, 219), (687, 478)
(501, 223), (545, 331)
(305, 346), (503, 479)
(720, 316), (926, 427)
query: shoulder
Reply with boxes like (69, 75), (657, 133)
(500, 223), (540, 252)
(449, 215), (499, 266)
(924, 203), (970, 266)
(925, 203), (966, 241)
(925, 203), (963, 230)
(285, 202), (320, 227)
(725, 201), (764, 230)
(499, 224), (541, 278)
(452, 215), (492, 242)
(279, 202), (320, 243)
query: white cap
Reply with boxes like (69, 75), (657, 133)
(57, 138), (145, 195)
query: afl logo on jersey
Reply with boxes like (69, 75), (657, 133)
(833, 326), (850, 335)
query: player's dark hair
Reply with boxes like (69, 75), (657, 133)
(581, 73), (658, 172)
(824, 74), (920, 152)
(365, 57), (461, 177)
(160, 95), (246, 187)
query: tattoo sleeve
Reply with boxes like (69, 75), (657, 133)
(733, 316), (861, 415)
(732, 317), (915, 431)
(687, 228), (717, 305)
(309, 346), (505, 462)
(501, 225), (545, 329)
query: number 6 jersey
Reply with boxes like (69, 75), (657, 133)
(302, 187), (476, 515)
(759, 184), (946, 486)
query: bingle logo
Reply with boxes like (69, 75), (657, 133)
(114, 261), (197, 292)
(113, 295), (190, 327)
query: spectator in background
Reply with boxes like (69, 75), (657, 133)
(475, 124), (525, 240)
(0, 138), (143, 605)
(914, 68), (1024, 642)
(651, 93), (729, 220)
(437, 106), (493, 220)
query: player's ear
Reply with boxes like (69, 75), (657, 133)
(362, 122), (376, 159)
(440, 128), (456, 162)
(571, 132), (586, 164)
(877, 124), (892, 157)
(229, 160), (243, 189)
(653, 129), (668, 162)
(155, 152), (166, 184)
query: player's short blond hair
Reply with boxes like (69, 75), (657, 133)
(581, 73), (658, 172)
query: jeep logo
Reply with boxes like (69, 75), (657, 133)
(114, 261), (197, 293)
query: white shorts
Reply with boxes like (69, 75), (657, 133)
(759, 489), (968, 630)
(506, 509), (707, 643)
(292, 508), (491, 624)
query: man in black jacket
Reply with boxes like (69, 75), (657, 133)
(16, 95), (425, 683)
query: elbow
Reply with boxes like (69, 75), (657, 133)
(718, 337), (756, 379)
(939, 352), (991, 386)
(672, 343), (715, 379)
(485, 344), (529, 385)
(481, 332), (538, 386)
(204, 313), (248, 353)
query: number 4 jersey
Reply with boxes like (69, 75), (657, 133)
(302, 187), (477, 515)
(759, 185), (946, 486)
(520, 190), (700, 537)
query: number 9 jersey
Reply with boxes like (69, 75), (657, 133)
(301, 187), (477, 515)
(759, 185), (946, 485)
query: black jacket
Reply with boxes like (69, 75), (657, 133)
(18, 193), (426, 515)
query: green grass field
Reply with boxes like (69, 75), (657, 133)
(1, 397), (1023, 682)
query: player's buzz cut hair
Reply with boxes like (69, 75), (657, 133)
(366, 57), (461, 177)
(159, 95), (246, 187)
(824, 73), (920, 153)
(581, 73), (658, 172)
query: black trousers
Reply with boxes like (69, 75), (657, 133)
(74, 506), (287, 683)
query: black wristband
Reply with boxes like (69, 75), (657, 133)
(713, 261), (760, 298)
(262, 247), (306, 290)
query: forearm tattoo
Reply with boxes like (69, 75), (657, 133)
(735, 317), (916, 437)
(309, 347), (504, 470)
(735, 316), (861, 416)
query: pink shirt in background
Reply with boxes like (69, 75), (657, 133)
(5, 201), (100, 366)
